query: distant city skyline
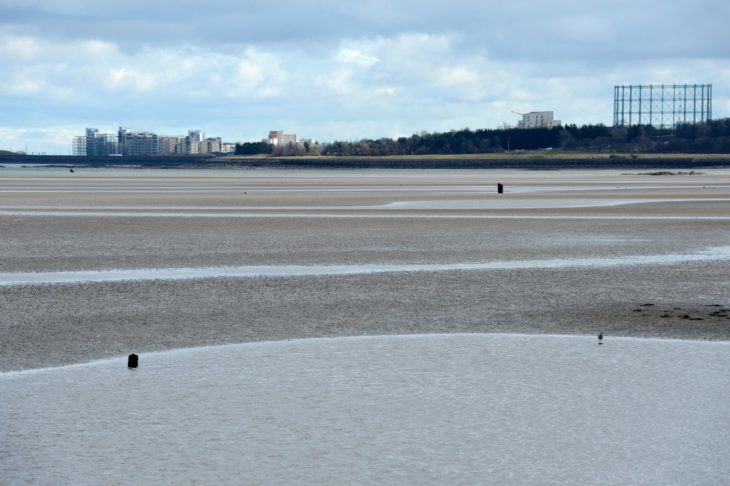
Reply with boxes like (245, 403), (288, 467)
(1, 0), (728, 154)
(71, 126), (236, 157)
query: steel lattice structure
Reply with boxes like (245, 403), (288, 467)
(613, 84), (712, 128)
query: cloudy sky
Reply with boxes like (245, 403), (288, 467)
(0, 0), (728, 154)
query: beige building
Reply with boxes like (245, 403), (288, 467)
(157, 136), (185, 155)
(198, 137), (222, 154)
(517, 111), (561, 129)
(268, 130), (297, 146)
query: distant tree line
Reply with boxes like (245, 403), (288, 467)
(235, 118), (730, 156)
(234, 141), (273, 155)
(234, 140), (322, 156)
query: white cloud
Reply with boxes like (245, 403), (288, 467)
(438, 67), (479, 87)
(337, 48), (378, 67)
(45, 127), (80, 147)
(315, 69), (354, 95)
(373, 86), (397, 96)
(4, 77), (44, 95)
(0, 31), (291, 100)
(0, 33), (42, 60)
(0, 126), (81, 154)
(80, 40), (118, 57)
(107, 68), (157, 92)
(0, 30), (118, 61)
(236, 61), (265, 88)
(0, 64), (73, 98)
(0, 127), (27, 143)
(232, 49), (286, 98)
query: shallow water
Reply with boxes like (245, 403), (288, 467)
(385, 198), (730, 209)
(1, 246), (730, 286)
(1, 209), (729, 221)
(2, 198), (717, 210)
(1, 334), (728, 485)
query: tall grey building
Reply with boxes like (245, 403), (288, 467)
(72, 136), (87, 156)
(118, 127), (158, 156)
(73, 128), (119, 156)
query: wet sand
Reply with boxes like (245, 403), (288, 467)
(1, 168), (729, 371)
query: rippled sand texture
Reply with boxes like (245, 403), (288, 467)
(1, 167), (729, 370)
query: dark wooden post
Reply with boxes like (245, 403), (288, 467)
(128, 353), (139, 368)
(497, 183), (504, 194)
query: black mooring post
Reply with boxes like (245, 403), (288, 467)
(128, 353), (139, 368)
(497, 183), (504, 194)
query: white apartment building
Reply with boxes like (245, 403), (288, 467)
(72, 127), (230, 156)
(72, 128), (119, 156)
(517, 111), (561, 129)
(118, 127), (158, 156)
(268, 130), (297, 146)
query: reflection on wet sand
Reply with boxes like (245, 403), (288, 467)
(2, 245), (730, 286)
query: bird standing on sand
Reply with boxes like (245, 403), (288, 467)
(598, 333), (603, 345)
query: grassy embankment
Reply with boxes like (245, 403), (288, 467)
(3, 152), (730, 169)
(223, 151), (730, 161)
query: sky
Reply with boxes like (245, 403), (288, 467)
(0, 0), (728, 154)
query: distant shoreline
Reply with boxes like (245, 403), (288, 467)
(3, 153), (730, 170)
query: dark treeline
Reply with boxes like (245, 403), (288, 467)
(235, 118), (730, 156)
(234, 140), (320, 156)
(234, 141), (273, 155)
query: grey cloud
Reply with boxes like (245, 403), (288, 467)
(1, 0), (728, 62)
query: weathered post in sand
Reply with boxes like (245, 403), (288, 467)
(497, 183), (504, 194)
(128, 353), (139, 368)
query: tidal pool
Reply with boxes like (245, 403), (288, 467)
(1, 333), (728, 485)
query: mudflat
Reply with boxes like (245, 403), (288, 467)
(1, 167), (729, 371)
